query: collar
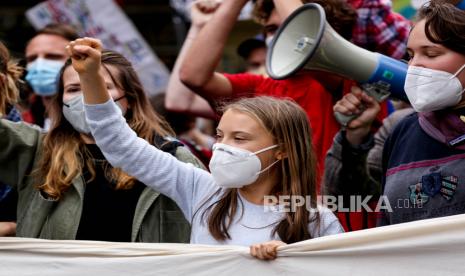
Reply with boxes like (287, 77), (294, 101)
(418, 108), (465, 150)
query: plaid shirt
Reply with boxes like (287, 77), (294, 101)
(348, 0), (411, 59)
(5, 105), (22, 122)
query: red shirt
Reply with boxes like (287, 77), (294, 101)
(224, 72), (350, 185)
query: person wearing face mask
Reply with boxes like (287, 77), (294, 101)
(69, 37), (344, 261)
(169, 0), (387, 185)
(24, 24), (79, 129)
(0, 49), (206, 243)
(332, 1), (465, 226)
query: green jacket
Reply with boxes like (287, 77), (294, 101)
(0, 119), (205, 242)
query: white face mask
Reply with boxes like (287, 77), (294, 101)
(63, 94), (125, 134)
(208, 143), (279, 188)
(404, 64), (465, 112)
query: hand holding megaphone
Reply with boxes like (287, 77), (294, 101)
(333, 86), (381, 145)
(266, 3), (409, 126)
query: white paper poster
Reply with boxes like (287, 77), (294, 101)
(26, 0), (170, 96)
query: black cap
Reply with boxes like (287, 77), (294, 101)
(237, 38), (266, 59)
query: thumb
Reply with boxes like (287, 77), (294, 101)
(361, 92), (379, 108)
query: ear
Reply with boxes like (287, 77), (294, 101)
(275, 149), (288, 160)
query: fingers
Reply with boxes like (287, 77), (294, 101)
(73, 37), (103, 51)
(250, 241), (285, 260)
(250, 244), (271, 260)
(334, 85), (382, 116)
(67, 37), (103, 60)
(334, 94), (363, 115)
(0, 222), (16, 237)
(361, 92), (380, 109)
(194, 0), (222, 12)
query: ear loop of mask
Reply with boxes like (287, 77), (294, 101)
(101, 63), (127, 103)
(255, 159), (281, 176)
(252, 144), (281, 175)
(451, 64), (465, 79)
(452, 64), (465, 94)
(114, 95), (125, 102)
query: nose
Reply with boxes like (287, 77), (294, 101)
(408, 54), (424, 68)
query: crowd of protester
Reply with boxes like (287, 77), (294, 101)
(1, 0), (465, 261)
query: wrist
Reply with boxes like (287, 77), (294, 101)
(345, 126), (372, 146)
(78, 71), (98, 79)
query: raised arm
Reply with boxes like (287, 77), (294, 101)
(165, 0), (220, 119)
(67, 38), (216, 220)
(179, 0), (249, 101)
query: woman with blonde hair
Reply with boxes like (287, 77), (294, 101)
(70, 37), (343, 260)
(0, 49), (204, 242)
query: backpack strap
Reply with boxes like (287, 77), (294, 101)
(153, 134), (184, 156)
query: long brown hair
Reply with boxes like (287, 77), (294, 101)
(417, 1), (465, 54)
(205, 96), (319, 244)
(0, 41), (23, 116)
(36, 50), (174, 199)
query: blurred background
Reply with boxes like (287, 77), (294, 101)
(0, 0), (263, 73)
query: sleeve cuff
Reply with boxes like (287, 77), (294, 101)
(340, 130), (375, 153)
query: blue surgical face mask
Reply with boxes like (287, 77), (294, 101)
(25, 58), (64, 96)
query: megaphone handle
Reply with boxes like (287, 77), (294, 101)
(334, 112), (357, 127)
(334, 83), (390, 126)
(334, 104), (366, 127)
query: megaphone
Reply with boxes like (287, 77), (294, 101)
(266, 3), (408, 126)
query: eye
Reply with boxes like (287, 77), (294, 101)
(264, 24), (278, 36)
(44, 54), (66, 60)
(425, 52), (440, 58)
(405, 51), (413, 61)
(66, 88), (81, 93)
(234, 136), (248, 143)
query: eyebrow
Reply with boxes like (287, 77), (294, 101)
(407, 44), (444, 54)
(216, 129), (252, 136)
(64, 83), (80, 90)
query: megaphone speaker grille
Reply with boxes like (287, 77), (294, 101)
(266, 3), (326, 79)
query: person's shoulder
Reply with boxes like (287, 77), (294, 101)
(1, 118), (44, 135)
(390, 111), (419, 137)
(174, 145), (207, 170)
(382, 108), (416, 131)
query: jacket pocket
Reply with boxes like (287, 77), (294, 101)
(160, 210), (191, 243)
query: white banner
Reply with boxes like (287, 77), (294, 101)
(170, 0), (254, 21)
(1, 214), (465, 275)
(26, 0), (170, 97)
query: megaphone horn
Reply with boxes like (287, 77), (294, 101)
(266, 3), (409, 126)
